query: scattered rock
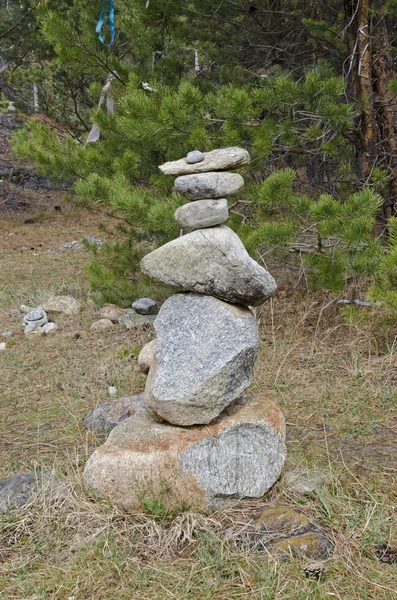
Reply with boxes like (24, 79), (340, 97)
(100, 304), (125, 322)
(144, 293), (259, 425)
(83, 394), (145, 433)
(284, 468), (327, 495)
(376, 543), (397, 564)
(19, 305), (32, 314)
(138, 339), (156, 374)
(24, 325), (45, 336)
(1, 330), (13, 338)
(108, 386), (118, 397)
(160, 147), (250, 176)
(228, 505), (334, 561)
(141, 226), (277, 306)
(83, 394), (286, 511)
(42, 322), (58, 335)
(174, 172), (244, 200)
(42, 295), (81, 315)
(90, 318), (114, 332)
(118, 312), (155, 329)
(8, 309), (21, 317)
(175, 198), (228, 230)
(0, 472), (64, 513)
(58, 237), (104, 252)
(23, 307), (48, 329)
(0, 342), (6, 351)
(186, 150), (205, 164)
(132, 297), (158, 315)
(303, 561), (326, 578)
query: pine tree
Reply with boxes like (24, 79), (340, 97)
(7, 1), (397, 304)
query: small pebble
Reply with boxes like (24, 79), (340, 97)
(108, 386), (118, 397)
(2, 330), (13, 338)
(42, 322), (58, 334)
(0, 342), (6, 351)
(186, 150), (204, 164)
(20, 304), (33, 314)
(132, 298), (158, 315)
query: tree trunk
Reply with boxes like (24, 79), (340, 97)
(344, 0), (397, 231)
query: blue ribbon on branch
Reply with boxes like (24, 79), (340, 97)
(96, 0), (115, 46)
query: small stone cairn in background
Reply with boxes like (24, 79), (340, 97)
(84, 147), (287, 511)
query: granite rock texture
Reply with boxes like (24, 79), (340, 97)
(141, 226), (277, 306)
(160, 147), (250, 176)
(144, 293), (259, 425)
(174, 172), (244, 200)
(175, 198), (228, 230)
(83, 394), (286, 511)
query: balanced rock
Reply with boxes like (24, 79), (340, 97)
(23, 307), (48, 329)
(83, 394), (145, 433)
(141, 226), (277, 306)
(160, 147), (250, 176)
(175, 172), (244, 200)
(175, 198), (228, 230)
(138, 339), (156, 374)
(144, 293), (259, 425)
(132, 297), (158, 315)
(83, 394), (286, 511)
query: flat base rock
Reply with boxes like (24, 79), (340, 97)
(0, 472), (65, 513)
(83, 394), (145, 433)
(228, 505), (334, 561)
(141, 226), (277, 306)
(145, 293), (259, 425)
(83, 394), (286, 512)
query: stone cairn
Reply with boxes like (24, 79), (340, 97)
(83, 147), (287, 511)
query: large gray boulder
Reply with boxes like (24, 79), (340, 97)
(174, 172), (244, 200)
(144, 293), (259, 425)
(83, 394), (286, 511)
(160, 147), (250, 176)
(175, 198), (228, 230)
(141, 226), (277, 306)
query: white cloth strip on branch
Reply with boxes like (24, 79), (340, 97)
(85, 73), (116, 145)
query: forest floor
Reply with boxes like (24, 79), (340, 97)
(1, 180), (397, 598)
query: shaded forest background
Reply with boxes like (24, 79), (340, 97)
(2, 0), (397, 306)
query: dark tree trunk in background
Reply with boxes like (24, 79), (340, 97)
(344, 0), (397, 230)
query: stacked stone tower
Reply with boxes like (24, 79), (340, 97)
(83, 148), (287, 511)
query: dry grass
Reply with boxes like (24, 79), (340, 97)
(1, 200), (397, 598)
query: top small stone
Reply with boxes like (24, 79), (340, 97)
(186, 150), (204, 164)
(159, 147), (250, 176)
